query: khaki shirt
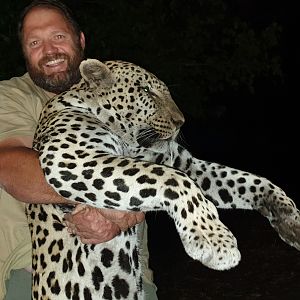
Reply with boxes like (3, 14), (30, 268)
(0, 73), (50, 299)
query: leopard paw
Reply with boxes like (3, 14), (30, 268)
(258, 195), (300, 251)
(180, 220), (241, 271)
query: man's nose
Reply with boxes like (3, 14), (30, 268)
(42, 41), (58, 54)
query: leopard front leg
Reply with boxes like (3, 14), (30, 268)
(41, 147), (240, 270)
(145, 142), (300, 252)
(186, 150), (300, 251)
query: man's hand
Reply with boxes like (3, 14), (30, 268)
(64, 204), (145, 244)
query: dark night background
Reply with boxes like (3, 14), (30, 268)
(1, 1), (299, 299)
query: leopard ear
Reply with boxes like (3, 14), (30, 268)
(79, 59), (115, 89)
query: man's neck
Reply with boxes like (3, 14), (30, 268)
(45, 90), (57, 98)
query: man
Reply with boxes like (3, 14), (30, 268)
(0, 0), (157, 299)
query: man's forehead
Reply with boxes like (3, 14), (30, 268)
(23, 7), (73, 39)
(23, 7), (71, 34)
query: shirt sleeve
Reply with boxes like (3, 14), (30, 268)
(0, 76), (44, 142)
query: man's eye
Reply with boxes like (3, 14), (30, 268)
(29, 40), (39, 47)
(55, 34), (65, 40)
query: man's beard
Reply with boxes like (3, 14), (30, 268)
(26, 47), (84, 94)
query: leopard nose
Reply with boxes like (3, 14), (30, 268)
(172, 117), (185, 129)
(166, 97), (185, 129)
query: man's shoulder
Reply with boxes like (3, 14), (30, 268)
(0, 73), (35, 93)
(0, 73), (49, 103)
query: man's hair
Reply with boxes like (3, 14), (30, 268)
(18, 0), (81, 43)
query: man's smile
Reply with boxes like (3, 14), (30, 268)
(42, 57), (67, 74)
(45, 58), (65, 67)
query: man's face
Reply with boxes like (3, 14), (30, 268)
(22, 7), (85, 94)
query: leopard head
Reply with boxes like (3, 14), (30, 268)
(79, 59), (185, 150)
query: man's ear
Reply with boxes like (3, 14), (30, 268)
(79, 32), (85, 50)
(79, 59), (115, 89)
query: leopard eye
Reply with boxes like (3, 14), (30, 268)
(140, 85), (156, 97)
(142, 86), (150, 93)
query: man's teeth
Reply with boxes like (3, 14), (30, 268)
(46, 59), (64, 66)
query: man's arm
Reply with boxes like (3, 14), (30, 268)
(0, 136), (66, 204)
(0, 136), (144, 243)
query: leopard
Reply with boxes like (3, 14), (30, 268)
(27, 58), (300, 300)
